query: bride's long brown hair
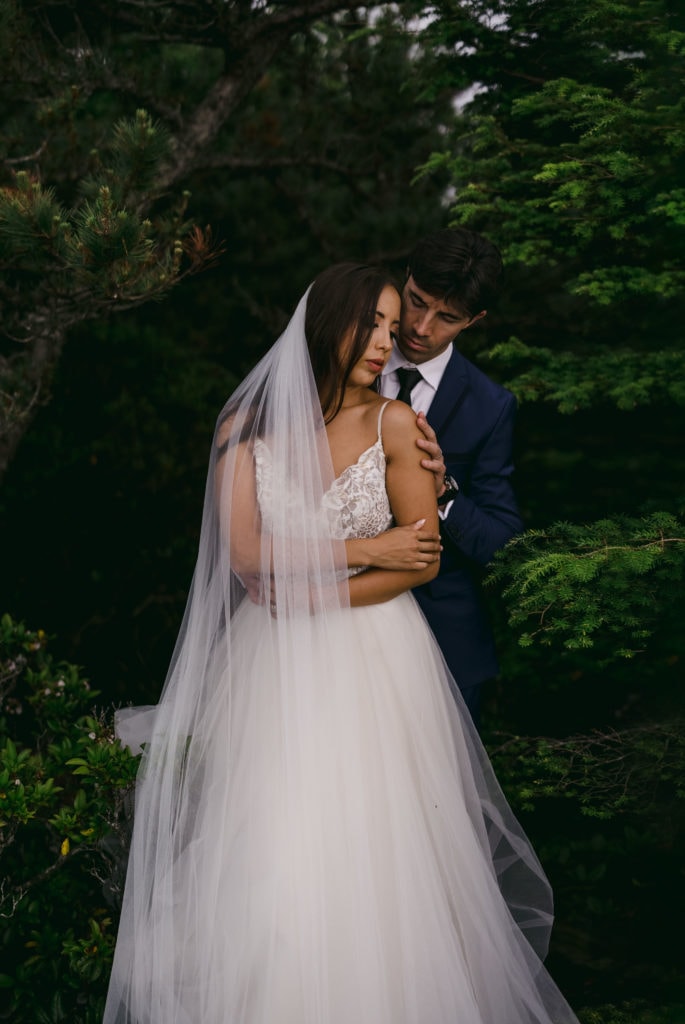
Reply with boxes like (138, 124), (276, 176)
(305, 262), (397, 423)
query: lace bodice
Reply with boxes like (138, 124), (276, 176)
(253, 404), (393, 576)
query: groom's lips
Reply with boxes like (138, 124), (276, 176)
(402, 334), (428, 355)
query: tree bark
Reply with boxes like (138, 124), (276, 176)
(0, 0), (368, 482)
(158, 0), (361, 190)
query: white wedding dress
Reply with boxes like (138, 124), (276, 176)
(107, 403), (578, 1024)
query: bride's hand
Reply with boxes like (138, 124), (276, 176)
(364, 520), (442, 571)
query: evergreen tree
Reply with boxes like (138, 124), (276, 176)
(0, 0), (451, 483)
(409, 1), (685, 1002)
(415, 0), (685, 663)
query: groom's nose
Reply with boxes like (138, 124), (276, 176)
(414, 310), (433, 337)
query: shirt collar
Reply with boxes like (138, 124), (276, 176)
(383, 342), (454, 391)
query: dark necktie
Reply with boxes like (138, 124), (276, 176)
(396, 367), (423, 406)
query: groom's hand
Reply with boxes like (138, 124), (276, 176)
(415, 411), (446, 498)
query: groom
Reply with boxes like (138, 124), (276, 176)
(384, 228), (523, 725)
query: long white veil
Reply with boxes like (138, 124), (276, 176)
(104, 282), (567, 1023)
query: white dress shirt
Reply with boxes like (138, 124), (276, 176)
(380, 343), (454, 414)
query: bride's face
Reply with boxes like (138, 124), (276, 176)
(346, 286), (400, 388)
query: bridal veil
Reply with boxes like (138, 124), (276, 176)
(103, 281), (566, 1024)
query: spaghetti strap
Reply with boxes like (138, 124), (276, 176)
(376, 400), (391, 442)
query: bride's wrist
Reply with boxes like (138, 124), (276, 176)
(346, 538), (372, 568)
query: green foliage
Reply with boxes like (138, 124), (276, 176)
(414, 12), (685, 1004)
(0, 0), (454, 700)
(488, 514), (685, 657)
(578, 1004), (685, 1024)
(0, 0), (455, 483)
(414, 0), (685, 407)
(488, 340), (685, 412)
(0, 111), (192, 305)
(489, 721), (685, 819)
(0, 613), (137, 1022)
(0, 98), (217, 482)
(419, 0), (685, 305)
(412, 0), (684, 687)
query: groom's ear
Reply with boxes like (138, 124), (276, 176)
(466, 310), (487, 327)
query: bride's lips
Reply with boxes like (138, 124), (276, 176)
(366, 359), (384, 373)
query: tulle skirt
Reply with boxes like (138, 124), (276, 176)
(105, 592), (578, 1023)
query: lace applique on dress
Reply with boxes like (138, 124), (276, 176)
(254, 404), (393, 577)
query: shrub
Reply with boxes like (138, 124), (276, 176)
(0, 614), (137, 1022)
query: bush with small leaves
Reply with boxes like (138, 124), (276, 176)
(578, 1003), (685, 1024)
(0, 613), (138, 1022)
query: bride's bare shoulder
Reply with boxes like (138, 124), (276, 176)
(379, 398), (420, 435)
(215, 407), (260, 457)
(375, 400), (422, 463)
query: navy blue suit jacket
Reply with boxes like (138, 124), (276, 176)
(412, 348), (523, 693)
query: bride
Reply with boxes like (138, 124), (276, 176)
(104, 263), (579, 1023)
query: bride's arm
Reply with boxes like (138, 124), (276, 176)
(217, 417), (440, 605)
(345, 416), (444, 570)
(219, 430), (439, 576)
(214, 428), (267, 580)
(347, 402), (440, 607)
(345, 522), (441, 572)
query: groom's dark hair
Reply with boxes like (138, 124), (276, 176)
(306, 262), (397, 423)
(407, 228), (503, 318)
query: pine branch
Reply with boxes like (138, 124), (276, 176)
(486, 340), (685, 411)
(0, 113), (218, 483)
(487, 514), (685, 658)
(488, 720), (685, 820)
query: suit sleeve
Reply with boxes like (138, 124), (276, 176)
(440, 392), (523, 566)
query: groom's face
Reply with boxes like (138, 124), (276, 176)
(398, 276), (485, 365)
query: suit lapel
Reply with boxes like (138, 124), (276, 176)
(426, 348), (469, 435)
